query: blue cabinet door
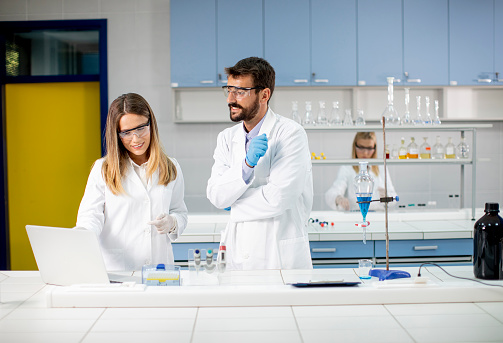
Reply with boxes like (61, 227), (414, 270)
(217, 0), (263, 86)
(170, 0), (217, 87)
(264, 0), (310, 86)
(449, 0), (494, 85)
(403, 0), (448, 86)
(357, 0), (403, 86)
(495, 0), (503, 84)
(311, 0), (357, 86)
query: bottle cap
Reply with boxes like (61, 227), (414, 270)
(485, 203), (499, 212)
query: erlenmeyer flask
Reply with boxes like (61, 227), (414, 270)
(354, 161), (374, 244)
(432, 136), (444, 159)
(303, 101), (314, 126)
(407, 137), (419, 159)
(316, 100), (328, 126)
(401, 87), (412, 125)
(329, 101), (342, 126)
(433, 100), (442, 125)
(424, 96), (433, 125)
(381, 77), (400, 125)
(291, 101), (301, 125)
(414, 95), (424, 125)
(343, 109), (353, 126)
(420, 137), (431, 159)
(355, 109), (366, 126)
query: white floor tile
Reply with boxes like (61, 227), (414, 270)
(0, 332), (84, 343)
(395, 313), (503, 329)
(407, 325), (503, 342)
(476, 302), (503, 323)
(293, 305), (389, 317)
(5, 308), (104, 320)
(82, 331), (192, 343)
(100, 307), (197, 319)
(91, 318), (195, 332)
(0, 319), (96, 333)
(301, 328), (414, 343)
(195, 316), (297, 331)
(197, 306), (293, 318)
(296, 315), (400, 331)
(192, 330), (302, 343)
(386, 303), (485, 316)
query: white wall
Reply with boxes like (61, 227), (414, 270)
(1, 0), (501, 213)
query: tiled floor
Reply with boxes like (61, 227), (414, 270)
(1, 271), (503, 343)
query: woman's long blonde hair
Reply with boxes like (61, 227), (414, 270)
(101, 93), (177, 195)
(352, 132), (380, 176)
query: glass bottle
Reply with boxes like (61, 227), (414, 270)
(343, 109), (353, 126)
(474, 202), (503, 280)
(424, 96), (433, 125)
(291, 101), (301, 125)
(391, 144), (398, 159)
(381, 77), (400, 125)
(457, 135), (470, 159)
(303, 101), (314, 126)
(353, 161), (375, 244)
(419, 137), (431, 159)
(445, 137), (456, 159)
(398, 137), (407, 159)
(329, 101), (342, 126)
(433, 100), (441, 125)
(316, 100), (327, 126)
(414, 95), (423, 125)
(407, 137), (419, 159)
(355, 109), (365, 126)
(432, 136), (444, 159)
(385, 144), (390, 159)
(401, 87), (412, 125)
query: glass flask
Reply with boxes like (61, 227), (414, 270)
(303, 101), (314, 126)
(354, 161), (374, 244)
(291, 101), (301, 125)
(445, 137), (456, 159)
(385, 144), (390, 159)
(398, 137), (407, 159)
(424, 96), (433, 125)
(457, 135), (470, 159)
(407, 137), (419, 159)
(432, 136), (444, 159)
(343, 109), (353, 126)
(355, 109), (366, 126)
(391, 144), (399, 159)
(419, 137), (431, 159)
(414, 95), (423, 125)
(401, 87), (412, 125)
(381, 77), (400, 125)
(433, 100), (441, 125)
(329, 101), (342, 126)
(316, 100), (328, 126)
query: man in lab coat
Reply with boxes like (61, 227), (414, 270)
(207, 57), (313, 270)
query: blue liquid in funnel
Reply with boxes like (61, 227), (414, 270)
(357, 195), (372, 222)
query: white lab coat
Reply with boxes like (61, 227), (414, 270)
(76, 157), (188, 271)
(207, 109), (313, 270)
(325, 165), (397, 212)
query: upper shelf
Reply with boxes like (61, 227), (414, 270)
(312, 158), (473, 165)
(303, 124), (493, 131)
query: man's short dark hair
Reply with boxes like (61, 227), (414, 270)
(224, 57), (275, 99)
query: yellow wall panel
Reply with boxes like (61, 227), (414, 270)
(6, 82), (101, 270)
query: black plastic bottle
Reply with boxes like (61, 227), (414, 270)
(473, 203), (503, 279)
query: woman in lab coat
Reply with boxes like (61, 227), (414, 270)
(76, 93), (187, 271)
(325, 132), (397, 212)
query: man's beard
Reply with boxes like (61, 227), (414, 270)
(229, 97), (260, 123)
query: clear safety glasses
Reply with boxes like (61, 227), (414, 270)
(222, 85), (264, 99)
(355, 144), (376, 152)
(118, 120), (150, 141)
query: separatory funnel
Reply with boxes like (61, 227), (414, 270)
(354, 161), (374, 244)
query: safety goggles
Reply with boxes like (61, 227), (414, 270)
(222, 86), (264, 99)
(355, 144), (376, 152)
(118, 120), (150, 141)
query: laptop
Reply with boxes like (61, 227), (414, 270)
(26, 225), (137, 286)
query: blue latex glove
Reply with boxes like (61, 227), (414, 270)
(245, 134), (268, 167)
(224, 207), (231, 211)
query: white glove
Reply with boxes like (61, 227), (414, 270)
(335, 195), (350, 211)
(148, 213), (176, 235)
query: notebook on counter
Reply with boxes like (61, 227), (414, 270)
(26, 225), (137, 286)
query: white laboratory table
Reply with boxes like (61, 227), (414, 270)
(1, 266), (503, 343)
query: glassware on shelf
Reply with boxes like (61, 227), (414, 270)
(433, 100), (442, 125)
(407, 137), (419, 159)
(391, 144), (399, 159)
(329, 101), (342, 126)
(343, 109), (353, 126)
(381, 77), (400, 126)
(303, 101), (314, 126)
(420, 137), (431, 159)
(445, 137), (456, 159)
(424, 96), (433, 125)
(414, 95), (424, 125)
(316, 100), (327, 126)
(354, 161), (374, 244)
(432, 136), (444, 159)
(355, 109), (366, 126)
(457, 134), (470, 159)
(398, 137), (407, 159)
(401, 87), (412, 125)
(291, 101), (301, 125)
(385, 144), (390, 159)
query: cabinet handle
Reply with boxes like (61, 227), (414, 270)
(406, 78), (421, 83)
(314, 79), (329, 83)
(413, 245), (438, 251)
(311, 248), (336, 253)
(477, 79), (492, 83)
(293, 79), (309, 83)
(200, 80), (214, 84)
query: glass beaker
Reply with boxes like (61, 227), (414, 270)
(457, 135), (470, 159)
(381, 77), (400, 125)
(420, 137), (431, 159)
(424, 96), (433, 125)
(329, 101), (342, 126)
(433, 100), (441, 125)
(358, 259), (373, 279)
(355, 109), (366, 126)
(445, 137), (456, 159)
(354, 161), (374, 244)
(432, 136), (444, 159)
(291, 101), (301, 125)
(316, 100), (328, 126)
(343, 109), (353, 126)
(401, 87), (412, 125)
(407, 137), (419, 159)
(303, 101), (314, 126)
(414, 95), (424, 125)
(398, 137), (407, 159)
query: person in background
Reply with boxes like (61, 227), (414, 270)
(207, 57), (313, 270)
(76, 93), (187, 271)
(325, 131), (397, 211)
